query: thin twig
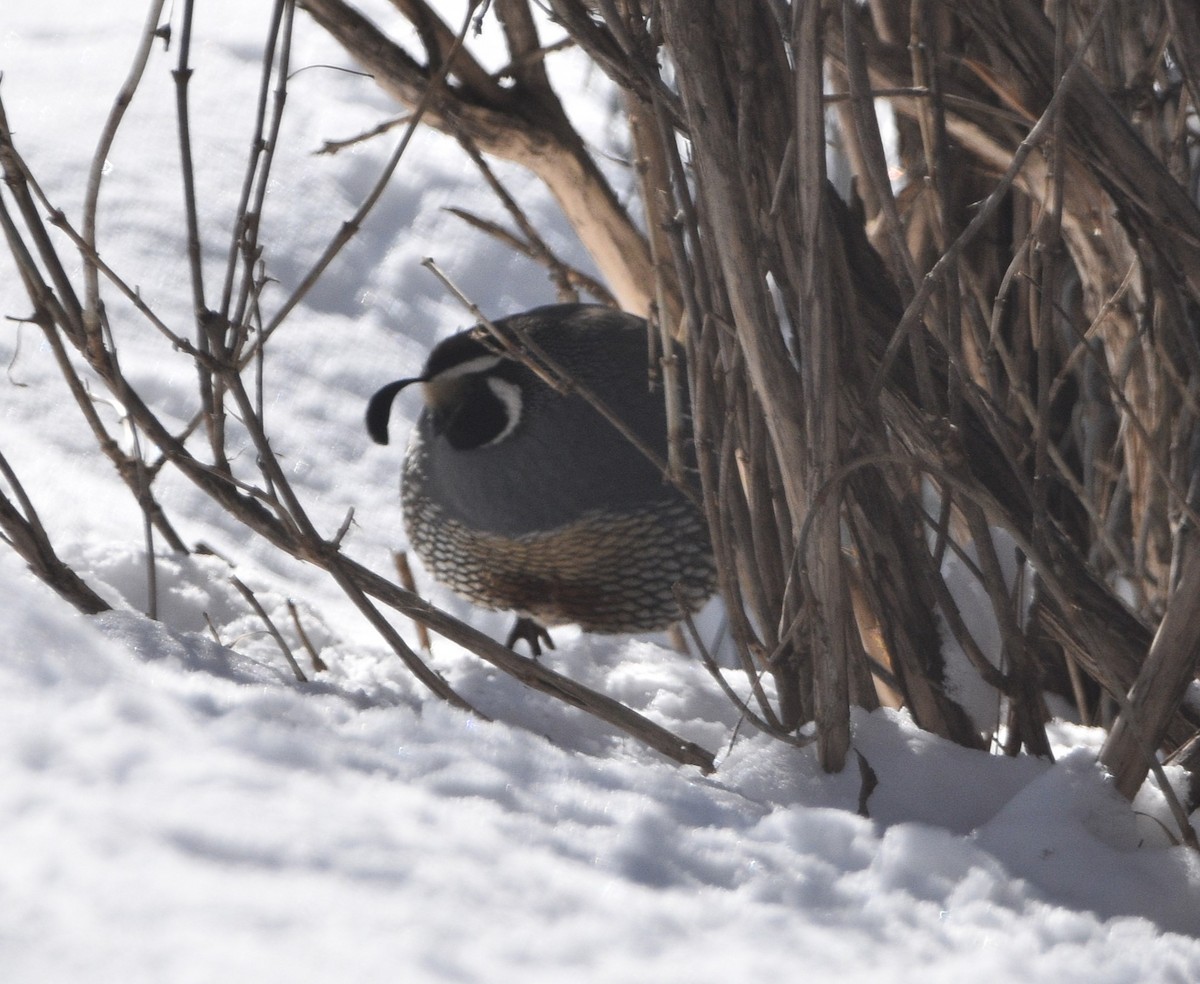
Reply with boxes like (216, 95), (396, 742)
(0, 450), (111, 615)
(231, 575), (308, 682)
(675, 588), (814, 749)
(99, 310), (162, 620)
(171, 0), (216, 446)
(219, 0), (289, 331)
(317, 113), (411, 155)
(1106, 688), (1200, 852)
(82, 0), (168, 339)
(287, 599), (329, 672)
(394, 551), (432, 652)
(204, 611), (224, 647)
(230, 0), (296, 345)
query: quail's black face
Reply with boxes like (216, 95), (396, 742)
(423, 364), (521, 450)
(365, 330), (523, 452)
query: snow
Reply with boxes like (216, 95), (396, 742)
(1, 3), (1199, 982)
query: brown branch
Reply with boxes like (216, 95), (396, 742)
(389, 0), (508, 102)
(287, 599), (329, 672)
(231, 575), (309, 683)
(300, 0), (657, 314)
(449, 132), (618, 306)
(1102, 533), (1200, 798)
(82, 0), (167, 340)
(0, 450), (111, 615)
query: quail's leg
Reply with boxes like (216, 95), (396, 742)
(505, 616), (555, 657)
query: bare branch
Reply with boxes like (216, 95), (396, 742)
(0, 450), (111, 615)
(232, 575), (309, 682)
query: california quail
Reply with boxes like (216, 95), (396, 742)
(366, 303), (715, 651)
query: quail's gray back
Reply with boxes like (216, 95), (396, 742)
(369, 304), (715, 635)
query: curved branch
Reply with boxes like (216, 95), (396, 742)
(299, 0), (656, 314)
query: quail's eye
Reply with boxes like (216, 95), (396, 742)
(437, 376), (521, 451)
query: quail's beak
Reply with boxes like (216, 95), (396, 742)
(420, 375), (463, 415)
(365, 376), (422, 445)
(421, 377), (468, 438)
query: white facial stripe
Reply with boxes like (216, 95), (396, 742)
(435, 354), (503, 381)
(483, 377), (522, 445)
(421, 354), (506, 411)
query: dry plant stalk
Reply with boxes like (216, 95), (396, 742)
(231, 575), (309, 683)
(0, 449), (111, 615)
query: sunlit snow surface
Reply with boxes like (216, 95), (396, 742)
(1, 4), (1198, 982)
